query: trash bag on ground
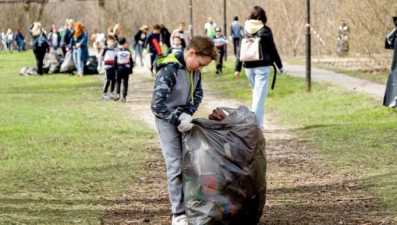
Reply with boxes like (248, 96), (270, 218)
(182, 105), (267, 225)
(84, 55), (99, 75)
(19, 67), (38, 76)
(48, 52), (62, 74)
(60, 51), (75, 73)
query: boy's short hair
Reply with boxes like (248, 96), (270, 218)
(173, 36), (182, 41)
(153, 24), (161, 30)
(186, 35), (219, 62)
(107, 34), (116, 41)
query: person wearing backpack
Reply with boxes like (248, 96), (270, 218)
(234, 5), (284, 129)
(29, 22), (49, 75)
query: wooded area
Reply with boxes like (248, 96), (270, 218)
(0, 0), (396, 57)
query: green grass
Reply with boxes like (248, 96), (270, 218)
(202, 59), (397, 213)
(0, 51), (156, 224)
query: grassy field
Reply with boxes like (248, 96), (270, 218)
(203, 59), (397, 213)
(1, 51), (396, 223)
(0, 51), (156, 224)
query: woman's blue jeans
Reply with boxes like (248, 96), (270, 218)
(72, 48), (84, 75)
(244, 66), (270, 128)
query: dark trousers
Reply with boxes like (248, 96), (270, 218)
(233, 38), (240, 57)
(103, 67), (116, 93)
(150, 52), (159, 71)
(116, 66), (130, 98)
(216, 47), (225, 73)
(32, 46), (47, 75)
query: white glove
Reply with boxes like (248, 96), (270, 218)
(178, 112), (192, 123)
(177, 112), (193, 132)
(279, 68), (285, 75)
(178, 119), (194, 132)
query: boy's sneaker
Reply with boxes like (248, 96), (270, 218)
(114, 94), (120, 101)
(171, 214), (187, 225)
(102, 93), (109, 100)
(109, 93), (115, 99)
(121, 97), (126, 103)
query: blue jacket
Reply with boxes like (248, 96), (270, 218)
(69, 30), (89, 61)
(15, 32), (24, 42)
(144, 32), (161, 54)
(230, 21), (242, 39)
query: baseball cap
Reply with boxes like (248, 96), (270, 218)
(215, 27), (221, 32)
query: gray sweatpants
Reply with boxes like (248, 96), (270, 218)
(155, 117), (185, 214)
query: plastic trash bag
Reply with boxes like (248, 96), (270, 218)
(182, 105), (267, 225)
(60, 51), (76, 73)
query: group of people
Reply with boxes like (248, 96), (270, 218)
(0, 28), (25, 53)
(21, 5), (283, 224)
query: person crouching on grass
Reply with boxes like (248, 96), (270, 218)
(114, 37), (133, 102)
(151, 35), (219, 225)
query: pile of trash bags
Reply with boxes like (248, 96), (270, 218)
(20, 49), (98, 76)
(182, 105), (267, 225)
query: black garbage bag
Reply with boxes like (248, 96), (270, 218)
(84, 55), (99, 75)
(182, 105), (267, 225)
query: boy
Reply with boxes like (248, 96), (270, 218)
(100, 35), (117, 100)
(151, 35), (219, 225)
(143, 24), (162, 74)
(114, 37), (133, 102)
(167, 36), (183, 54)
(212, 27), (228, 74)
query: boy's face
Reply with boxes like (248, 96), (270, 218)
(185, 49), (212, 72)
(107, 39), (115, 47)
(153, 29), (160, 34)
(174, 38), (181, 46)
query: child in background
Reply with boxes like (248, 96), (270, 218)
(167, 36), (183, 54)
(144, 24), (162, 74)
(114, 37), (133, 102)
(151, 35), (219, 225)
(212, 27), (228, 74)
(100, 35), (117, 100)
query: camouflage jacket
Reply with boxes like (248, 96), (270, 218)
(151, 53), (203, 125)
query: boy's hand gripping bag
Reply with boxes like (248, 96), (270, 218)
(182, 105), (267, 225)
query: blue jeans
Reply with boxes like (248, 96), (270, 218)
(17, 40), (24, 52)
(133, 44), (143, 64)
(245, 66), (270, 128)
(72, 48), (84, 75)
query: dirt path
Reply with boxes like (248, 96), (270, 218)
(102, 66), (393, 225)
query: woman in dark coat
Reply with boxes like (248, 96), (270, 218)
(29, 22), (49, 75)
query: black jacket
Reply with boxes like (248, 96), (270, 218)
(235, 26), (282, 72)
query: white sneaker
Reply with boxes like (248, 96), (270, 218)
(171, 214), (188, 225)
